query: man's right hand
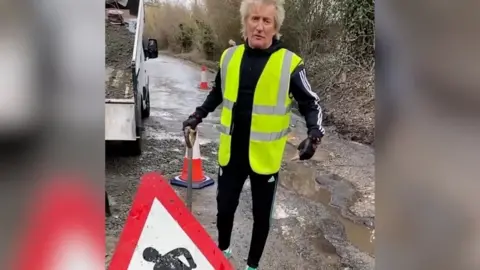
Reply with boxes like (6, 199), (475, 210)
(182, 112), (202, 130)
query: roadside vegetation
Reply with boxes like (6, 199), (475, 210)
(144, 0), (374, 145)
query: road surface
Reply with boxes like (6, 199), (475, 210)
(105, 54), (375, 270)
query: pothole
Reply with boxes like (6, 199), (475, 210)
(280, 144), (375, 256)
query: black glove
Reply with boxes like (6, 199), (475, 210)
(297, 129), (323, 160)
(182, 112), (202, 130)
(308, 128), (323, 144)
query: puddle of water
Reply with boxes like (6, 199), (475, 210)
(145, 127), (213, 145)
(149, 110), (175, 120)
(280, 144), (375, 256)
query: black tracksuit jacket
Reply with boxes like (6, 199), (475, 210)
(195, 39), (325, 168)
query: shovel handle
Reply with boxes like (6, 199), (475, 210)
(184, 127), (197, 148)
(183, 127), (196, 212)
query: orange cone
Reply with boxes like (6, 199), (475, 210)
(198, 65), (209, 90)
(170, 131), (214, 189)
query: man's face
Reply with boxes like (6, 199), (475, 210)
(245, 3), (277, 49)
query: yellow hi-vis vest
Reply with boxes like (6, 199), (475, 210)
(217, 44), (302, 175)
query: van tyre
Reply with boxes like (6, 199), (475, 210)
(141, 88), (150, 119)
(105, 191), (112, 217)
(124, 138), (142, 156)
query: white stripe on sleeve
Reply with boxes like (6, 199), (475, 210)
(299, 69), (323, 131)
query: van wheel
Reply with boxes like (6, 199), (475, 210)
(105, 191), (112, 217)
(141, 88), (150, 119)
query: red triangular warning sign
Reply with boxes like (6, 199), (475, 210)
(109, 172), (233, 270)
(11, 177), (104, 270)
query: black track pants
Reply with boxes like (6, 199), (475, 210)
(216, 162), (278, 268)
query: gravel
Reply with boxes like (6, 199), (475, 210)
(106, 20), (134, 70)
(105, 20), (135, 99)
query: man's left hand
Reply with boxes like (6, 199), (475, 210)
(297, 129), (323, 160)
(308, 129), (323, 145)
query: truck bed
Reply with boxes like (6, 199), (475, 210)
(105, 19), (135, 99)
(105, 66), (134, 99)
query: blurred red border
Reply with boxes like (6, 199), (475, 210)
(11, 177), (104, 270)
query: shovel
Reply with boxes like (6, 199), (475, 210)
(183, 127), (197, 212)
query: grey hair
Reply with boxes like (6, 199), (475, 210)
(239, 0), (285, 40)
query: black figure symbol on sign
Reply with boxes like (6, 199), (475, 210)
(143, 247), (197, 270)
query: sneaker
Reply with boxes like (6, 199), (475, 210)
(245, 267), (257, 270)
(222, 247), (232, 259)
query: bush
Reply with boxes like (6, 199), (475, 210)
(339, 0), (375, 68)
(176, 23), (194, 52)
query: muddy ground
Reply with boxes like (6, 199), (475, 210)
(105, 53), (375, 269)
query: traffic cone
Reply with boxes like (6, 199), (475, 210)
(170, 132), (214, 189)
(198, 65), (209, 90)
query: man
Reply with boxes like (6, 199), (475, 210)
(182, 0), (324, 269)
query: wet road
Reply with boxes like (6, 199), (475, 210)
(106, 54), (375, 270)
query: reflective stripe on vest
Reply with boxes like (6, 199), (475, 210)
(219, 46), (294, 141)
